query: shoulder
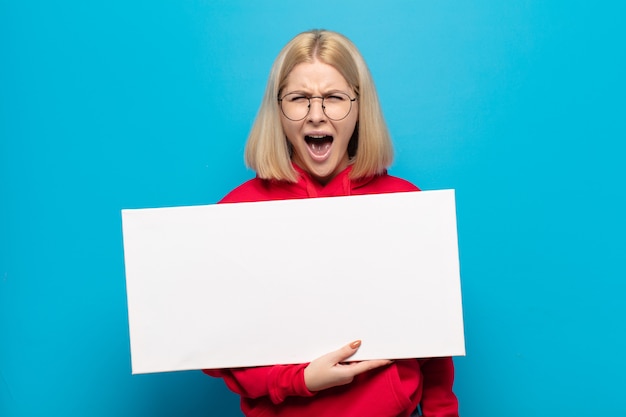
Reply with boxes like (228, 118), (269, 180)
(219, 178), (272, 203)
(353, 172), (420, 194)
(378, 174), (420, 192)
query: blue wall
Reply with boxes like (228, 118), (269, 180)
(2, 1), (625, 416)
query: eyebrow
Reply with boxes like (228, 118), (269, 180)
(283, 89), (352, 96)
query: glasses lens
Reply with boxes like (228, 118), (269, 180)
(280, 93), (310, 121)
(280, 92), (354, 121)
(322, 92), (353, 120)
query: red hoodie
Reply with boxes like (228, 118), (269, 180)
(204, 165), (459, 417)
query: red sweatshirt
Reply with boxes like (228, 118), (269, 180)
(204, 165), (459, 417)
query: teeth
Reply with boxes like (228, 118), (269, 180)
(308, 135), (326, 139)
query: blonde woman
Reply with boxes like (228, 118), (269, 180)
(204, 29), (459, 417)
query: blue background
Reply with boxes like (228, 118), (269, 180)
(2, 1), (625, 416)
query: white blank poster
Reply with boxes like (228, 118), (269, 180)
(122, 189), (465, 374)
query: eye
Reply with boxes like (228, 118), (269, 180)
(325, 94), (348, 102)
(286, 94), (308, 103)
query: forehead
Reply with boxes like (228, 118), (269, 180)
(284, 61), (351, 91)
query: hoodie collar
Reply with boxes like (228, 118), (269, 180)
(291, 163), (380, 198)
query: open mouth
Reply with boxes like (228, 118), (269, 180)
(305, 135), (333, 157)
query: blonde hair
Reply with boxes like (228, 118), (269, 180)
(245, 29), (394, 182)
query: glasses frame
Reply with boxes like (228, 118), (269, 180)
(278, 92), (358, 121)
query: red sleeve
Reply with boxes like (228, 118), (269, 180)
(419, 357), (459, 417)
(203, 364), (316, 405)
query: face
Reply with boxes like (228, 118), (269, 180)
(280, 60), (358, 185)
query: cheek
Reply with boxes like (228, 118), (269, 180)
(341, 118), (358, 138)
(280, 118), (297, 140)
(343, 109), (358, 134)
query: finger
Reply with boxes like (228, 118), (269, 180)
(342, 359), (393, 376)
(327, 340), (362, 364)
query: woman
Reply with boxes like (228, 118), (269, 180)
(204, 29), (459, 417)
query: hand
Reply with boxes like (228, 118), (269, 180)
(303, 340), (393, 392)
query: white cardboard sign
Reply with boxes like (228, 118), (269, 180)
(122, 189), (464, 374)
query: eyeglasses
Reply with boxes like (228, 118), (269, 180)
(278, 92), (357, 121)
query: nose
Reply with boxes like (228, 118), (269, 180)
(308, 96), (326, 122)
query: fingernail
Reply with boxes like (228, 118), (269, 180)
(350, 340), (361, 349)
